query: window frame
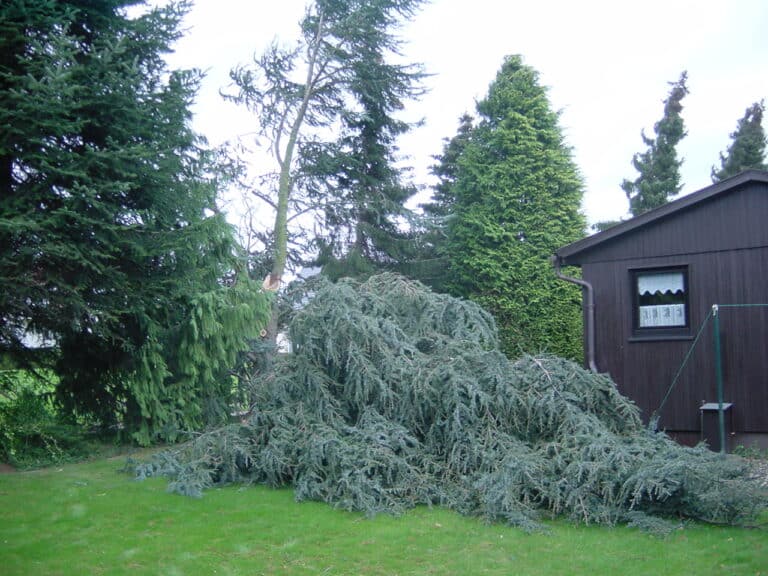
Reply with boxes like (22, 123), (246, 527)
(629, 265), (691, 340)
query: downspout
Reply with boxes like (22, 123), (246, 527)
(552, 255), (598, 373)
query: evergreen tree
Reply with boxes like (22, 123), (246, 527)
(412, 113), (474, 290)
(621, 72), (689, 216)
(225, 0), (425, 334)
(307, 1), (426, 280)
(590, 220), (622, 233)
(426, 113), (475, 220)
(445, 55), (586, 360)
(0, 0), (270, 443)
(711, 101), (767, 182)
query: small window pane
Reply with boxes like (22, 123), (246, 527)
(636, 271), (686, 328)
(638, 303), (686, 327)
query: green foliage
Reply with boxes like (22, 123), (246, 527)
(711, 100), (767, 182)
(0, 370), (89, 468)
(114, 280), (273, 445)
(427, 114), (476, 221)
(590, 219), (623, 233)
(436, 55), (586, 360)
(227, 0), (426, 293)
(733, 442), (768, 461)
(133, 274), (764, 531)
(305, 0), (426, 279)
(0, 0), (271, 443)
(622, 72), (689, 216)
(413, 113), (475, 291)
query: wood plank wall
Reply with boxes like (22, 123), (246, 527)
(577, 182), (768, 433)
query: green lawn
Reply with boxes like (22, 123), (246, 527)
(1, 454), (766, 575)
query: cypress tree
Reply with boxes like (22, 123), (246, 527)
(621, 72), (689, 216)
(711, 101), (767, 182)
(0, 0), (270, 443)
(444, 55), (586, 360)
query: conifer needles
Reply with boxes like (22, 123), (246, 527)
(134, 274), (764, 531)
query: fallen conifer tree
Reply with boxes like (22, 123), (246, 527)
(133, 274), (765, 532)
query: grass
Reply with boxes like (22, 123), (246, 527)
(1, 453), (766, 576)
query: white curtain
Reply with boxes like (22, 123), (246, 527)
(637, 272), (684, 295)
(639, 304), (686, 327)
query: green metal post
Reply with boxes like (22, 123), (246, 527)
(712, 304), (726, 454)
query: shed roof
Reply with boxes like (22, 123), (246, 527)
(556, 170), (768, 264)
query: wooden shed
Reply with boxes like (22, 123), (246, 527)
(554, 170), (768, 450)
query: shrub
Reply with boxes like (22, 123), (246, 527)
(0, 372), (90, 468)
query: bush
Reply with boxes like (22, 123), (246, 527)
(0, 371), (90, 469)
(733, 443), (768, 461)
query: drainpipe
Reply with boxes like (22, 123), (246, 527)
(551, 255), (598, 373)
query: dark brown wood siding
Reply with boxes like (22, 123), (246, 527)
(575, 181), (768, 434)
(575, 182), (768, 264)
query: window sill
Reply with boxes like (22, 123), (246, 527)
(628, 333), (694, 342)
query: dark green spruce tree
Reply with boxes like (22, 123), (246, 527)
(413, 113), (475, 290)
(711, 101), (767, 182)
(306, 0), (426, 280)
(444, 55), (586, 360)
(426, 113), (475, 220)
(0, 0), (270, 444)
(621, 72), (689, 216)
(226, 0), (426, 342)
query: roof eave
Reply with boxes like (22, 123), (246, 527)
(556, 169), (768, 265)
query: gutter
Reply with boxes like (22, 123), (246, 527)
(551, 255), (598, 373)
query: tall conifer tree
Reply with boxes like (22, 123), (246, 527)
(413, 113), (474, 291)
(425, 113), (475, 220)
(711, 101), (767, 182)
(444, 55), (586, 360)
(0, 0), (270, 443)
(307, 0), (426, 280)
(226, 0), (425, 338)
(621, 72), (689, 216)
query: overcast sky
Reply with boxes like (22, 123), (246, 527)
(160, 0), (768, 225)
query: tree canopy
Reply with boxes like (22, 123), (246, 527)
(435, 55), (586, 360)
(712, 100), (767, 182)
(0, 0), (270, 443)
(133, 274), (764, 532)
(306, 0), (426, 280)
(426, 113), (475, 222)
(413, 113), (475, 291)
(621, 72), (689, 216)
(225, 0), (425, 311)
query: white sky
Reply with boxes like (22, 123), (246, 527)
(160, 0), (768, 225)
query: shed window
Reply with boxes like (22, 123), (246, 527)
(632, 268), (689, 333)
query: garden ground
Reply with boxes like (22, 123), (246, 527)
(1, 451), (766, 575)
